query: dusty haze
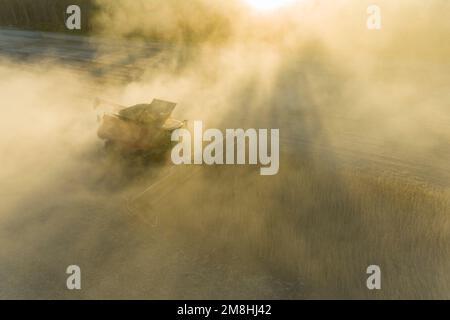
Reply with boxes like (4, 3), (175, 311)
(0, 0), (449, 299)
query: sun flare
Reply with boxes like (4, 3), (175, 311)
(243, 0), (299, 11)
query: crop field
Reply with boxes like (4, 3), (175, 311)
(0, 0), (449, 299)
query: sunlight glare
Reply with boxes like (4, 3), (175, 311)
(244, 0), (299, 11)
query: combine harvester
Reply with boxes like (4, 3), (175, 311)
(96, 98), (184, 159)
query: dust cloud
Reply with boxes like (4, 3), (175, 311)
(0, 0), (449, 299)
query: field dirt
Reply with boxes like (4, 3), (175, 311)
(0, 5), (449, 299)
